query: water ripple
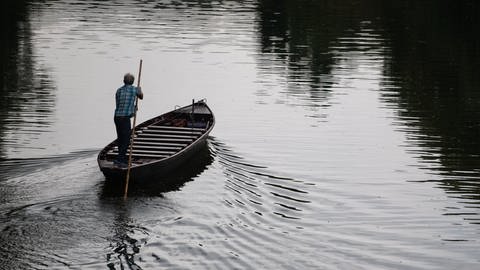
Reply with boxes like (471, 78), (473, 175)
(211, 139), (312, 223)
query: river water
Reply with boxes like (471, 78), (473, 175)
(1, 0), (479, 269)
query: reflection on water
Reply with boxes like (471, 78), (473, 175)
(104, 202), (145, 270)
(380, 1), (480, 209)
(256, 0), (386, 109)
(0, 1), (57, 159)
(1, 0), (480, 269)
(256, 0), (480, 219)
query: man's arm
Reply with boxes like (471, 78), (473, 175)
(137, 87), (144, 100)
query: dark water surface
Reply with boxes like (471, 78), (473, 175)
(1, 0), (480, 269)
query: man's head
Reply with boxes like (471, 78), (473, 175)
(123, 73), (135, 85)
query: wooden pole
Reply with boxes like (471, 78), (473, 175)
(124, 59), (143, 199)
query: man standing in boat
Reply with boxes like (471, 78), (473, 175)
(114, 73), (143, 167)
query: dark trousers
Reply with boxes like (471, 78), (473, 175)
(114, 116), (131, 163)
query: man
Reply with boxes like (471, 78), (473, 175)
(114, 73), (143, 167)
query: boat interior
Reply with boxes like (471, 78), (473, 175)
(102, 102), (213, 166)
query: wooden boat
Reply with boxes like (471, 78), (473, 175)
(98, 99), (214, 181)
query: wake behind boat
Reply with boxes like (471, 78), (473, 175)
(98, 99), (215, 181)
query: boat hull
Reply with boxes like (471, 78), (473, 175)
(99, 137), (208, 182)
(97, 100), (214, 182)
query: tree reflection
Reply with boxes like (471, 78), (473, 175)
(255, 0), (480, 208)
(381, 1), (480, 199)
(256, 0), (385, 106)
(0, 0), (56, 159)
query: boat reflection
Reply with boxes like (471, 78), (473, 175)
(100, 142), (214, 197)
(100, 143), (214, 269)
(104, 201), (144, 270)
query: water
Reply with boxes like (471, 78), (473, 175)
(1, 0), (480, 269)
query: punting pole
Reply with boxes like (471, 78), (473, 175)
(124, 59), (143, 199)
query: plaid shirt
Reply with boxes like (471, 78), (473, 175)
(114, 85), (141, 117)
